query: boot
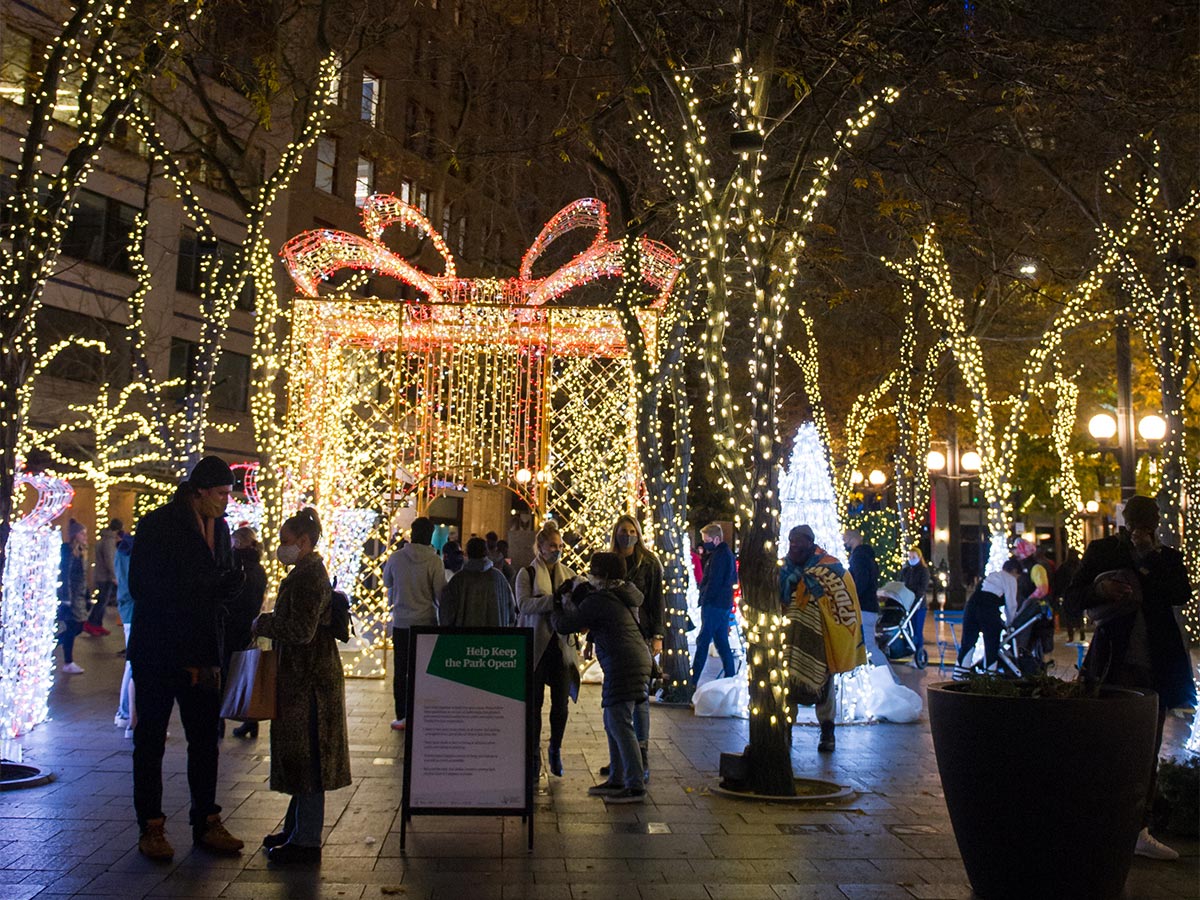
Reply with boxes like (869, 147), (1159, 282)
(138, 818), (174, 861)
(232, 721), (258, 739)
(548, 745), (563, 777)
(818, 721), (836, 753)
(193, 814), (244, 854)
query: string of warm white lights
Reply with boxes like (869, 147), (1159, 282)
(888, 225), (1115, 574)
(1096, 142), (1199, 624)
(629, 45), (898, 779)
(0, 2), (199, 558)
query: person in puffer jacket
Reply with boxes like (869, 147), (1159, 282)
(552, 552), (649, 804)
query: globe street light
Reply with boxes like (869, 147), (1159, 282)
(1138, 414), (1166, 442)
(1088, 413), (1118, 441)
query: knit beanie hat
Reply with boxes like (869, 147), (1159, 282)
(188, 455), (235, 489)
(1122, 495), (1159, 529)
(589, 552), (626, 582)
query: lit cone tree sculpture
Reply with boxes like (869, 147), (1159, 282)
(625, 27), (897, 789)
(0, 0), (198, 575)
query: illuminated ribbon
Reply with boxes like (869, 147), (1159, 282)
(280, 196), (682, 308)
(13, 471), (74, 531)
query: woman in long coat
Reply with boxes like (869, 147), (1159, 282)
(252, 508), (351, 864)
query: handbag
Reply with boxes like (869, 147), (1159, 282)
(219, 647), (277, 721)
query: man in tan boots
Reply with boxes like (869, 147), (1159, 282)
(127, 456), (246, 860)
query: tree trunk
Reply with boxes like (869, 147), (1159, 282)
(739, 532), (795, 795)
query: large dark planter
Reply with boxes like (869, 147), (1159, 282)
(928, 682), (1158, 900)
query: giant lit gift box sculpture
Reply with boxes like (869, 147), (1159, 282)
(279, 197), (682, 675)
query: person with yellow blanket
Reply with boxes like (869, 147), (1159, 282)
(780, 525), (867, 752)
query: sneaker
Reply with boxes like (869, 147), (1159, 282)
(60, 662), (84, 674)
(951, 665), (971, 682)
(818, 722), (836, 753)
(390, 719), (406, 730)
(1134, 827), (1179, 861)
(604, 787), (646, 804)
(193, 815), (244, 854)
(124, 727), (134, 739)
(587, 781), (624, 797)
(138, 819), (174, 860)
(114, 715), (131, 728)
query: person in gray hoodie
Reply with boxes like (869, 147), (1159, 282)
(382, 517), (446, 730)
(440, 537), (516, 627)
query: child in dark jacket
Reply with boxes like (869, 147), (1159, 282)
(552, 552), (649, 803)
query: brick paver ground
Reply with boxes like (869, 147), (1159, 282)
(3, 611), (1197, 899)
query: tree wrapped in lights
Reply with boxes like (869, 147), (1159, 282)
(888, 227), (1114, 573)
(0, 0), (199, 574)
(1098, 143), (1199, 605)
(621, 14), (897, 787)
(0, 471), (74, 738)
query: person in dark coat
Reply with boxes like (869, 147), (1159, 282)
(1064, 494), (1196, 862)
(610, 514), (663, 781)
(552, 552), (649, 804)
(127, 456), (245, 861)
(900, 546), (931, 654)
(440, 537), (516, 627)
(224, 527), (268, 739)
(844, 529), (885, 666)
(56, 519), (89, 673)
(253, 507), (352, 865)
(691, 522), (738, 686)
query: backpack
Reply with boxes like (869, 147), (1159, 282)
(329, 580), (353, 643)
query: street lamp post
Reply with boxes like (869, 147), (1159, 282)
(927, 440), (981, 608)
(1087, 409), (1166, 524)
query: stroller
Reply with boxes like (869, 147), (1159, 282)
(874, 581), (928, 669)
(959, 594), (1054, 678)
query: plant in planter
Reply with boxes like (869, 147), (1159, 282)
(1151, 756), (1200, 839)
(928, 674), (1159, 900)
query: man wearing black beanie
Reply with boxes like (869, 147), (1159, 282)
(127, 456), (245, 860)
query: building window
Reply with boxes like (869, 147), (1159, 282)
(442, 203), (452, 243)
(36, 306), (130, 386)
(0, 28), (33, 105)
(361, 70), (381, 125)
(417, 188), (430, 217)
(61, 189), (139, 274)
(400, 180), (413, 206)
(456, 216), (466, 257)
(315, 135), (338, 194)
(169, 338), (251, 413)
(176, 233), (255, 311)
(355, 156), (375, 207)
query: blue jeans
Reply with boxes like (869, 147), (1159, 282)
(633, 697), (649, 745)
(691, 604), (736, 684)
(116, 623), (133, 721)
(602, 702), (643, 789)
(283, 792), (325, 847)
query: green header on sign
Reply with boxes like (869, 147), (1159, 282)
(426, 633), (527, 702)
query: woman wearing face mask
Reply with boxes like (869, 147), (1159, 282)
(900, 547), (930, 656)
(515, 520), (580, 778)
(608, 514), (662, 782)
(251, 508), (351, 865)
